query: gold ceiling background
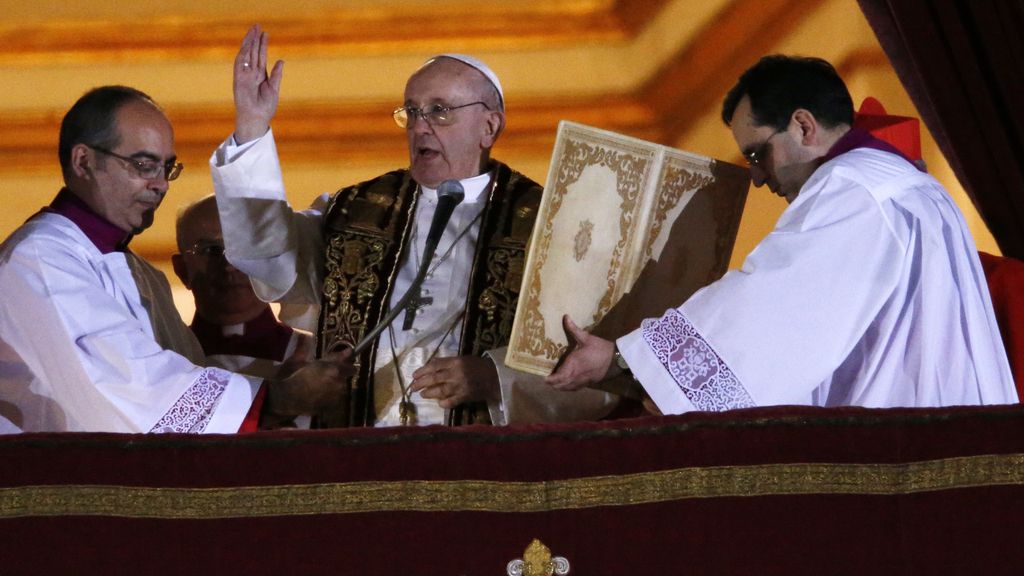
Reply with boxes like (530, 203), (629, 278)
(0, 0), (998, 318)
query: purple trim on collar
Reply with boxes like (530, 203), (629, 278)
(43, 188), (131, 253)
(820, 128), (924, 171)
(190, 306), (294, 362)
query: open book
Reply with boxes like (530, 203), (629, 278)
(505, 121), (749, 376)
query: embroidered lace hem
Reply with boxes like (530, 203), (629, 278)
(641, 309), (755, 411)
(149, 368), (232, 433)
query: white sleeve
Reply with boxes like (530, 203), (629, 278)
(210, 129), (327, 307)
(620, 174), (902, 413)
(486, 347), (619, 425)
(0, 236), (260, 433)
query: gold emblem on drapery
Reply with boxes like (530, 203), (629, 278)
(506, 539), (570, 576)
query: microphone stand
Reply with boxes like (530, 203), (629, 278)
(351, 181), (464, 355)
(351, 238), (438, 355)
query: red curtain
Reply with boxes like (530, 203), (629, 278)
(857, 0), (1024, 259)
(3, 405), (1024, 574)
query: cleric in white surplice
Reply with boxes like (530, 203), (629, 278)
(546, 55), (1017, 412)
(0, 86), (350, 433)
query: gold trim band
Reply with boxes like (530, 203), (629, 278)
(3, 453), (1023, 519)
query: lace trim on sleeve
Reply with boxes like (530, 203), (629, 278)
(641, 309), (755, 411)
(149, 368), (232, 433)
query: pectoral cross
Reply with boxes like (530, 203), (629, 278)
(399, 400), (417, 425)
(402, 286), (433, 330)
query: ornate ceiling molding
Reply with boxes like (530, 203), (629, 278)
(0, 0), (668, 64)
(639, 0), (828, 142)
(0, 95), (657, 173)
(0, 0), (886, 176)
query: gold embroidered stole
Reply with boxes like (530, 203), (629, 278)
(316, 162), (542, 427)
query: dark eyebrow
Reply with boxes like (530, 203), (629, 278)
(403, 99), (450, 108)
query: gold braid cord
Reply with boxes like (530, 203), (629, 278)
(4, 453), (1024, 519)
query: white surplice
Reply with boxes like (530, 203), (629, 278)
(0, 213), (260, 433)
(618, 147), (1017, 413)
(211, 130), (617, 426)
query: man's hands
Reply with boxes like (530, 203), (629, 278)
(545, 315), (616, 391)
(410, 356), (500, 409)
(234, 24), (284, 144)
(265, 349), (354, 417)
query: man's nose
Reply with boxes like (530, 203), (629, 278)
(749, 165), (769, 187)
(409, 112), (434, 134)
(209, 254), (240, 277)
(149, 174), (170, 195)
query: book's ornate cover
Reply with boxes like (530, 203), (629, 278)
(506, 121), (749, 376)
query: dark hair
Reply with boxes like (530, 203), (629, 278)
(58, 85), (157, 176)
(721, 55), (853, 130)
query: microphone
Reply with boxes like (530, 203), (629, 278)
(352, 180), (465, 354)
(423, 179), (466, 259)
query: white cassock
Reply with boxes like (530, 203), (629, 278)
(211, 130), (617, 426)
(618, 147), (1017, 413)
(0, 213), (261, 433)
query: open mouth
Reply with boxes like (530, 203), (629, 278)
(417, 147), (440, 160)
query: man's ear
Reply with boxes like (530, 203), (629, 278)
(792, 109), (818, 145)
(170, 253), (191, 289)
(481, 110), (504, 148)
(69, 143), (95, 180)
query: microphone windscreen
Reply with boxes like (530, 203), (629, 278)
(436, 180), (465, 204)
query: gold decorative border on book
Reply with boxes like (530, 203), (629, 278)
(643, 153), (714, 262)
(3, 453), (1023, 519)
(509, 123), (657, 373)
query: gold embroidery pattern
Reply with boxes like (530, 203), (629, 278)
(516, 134), (652, 365)
(320, 231), (389, 353)
(475, 247), (521, 353)
(644, 160), (713, 263)
(4, 453), (1022, 519)
(465, 166), (538, 358)
(315, 172), (416, 425)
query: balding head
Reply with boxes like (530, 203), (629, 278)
(175, 194), (219, 252)
(402, 57), (506, 188)
(172, 194), (268, 325)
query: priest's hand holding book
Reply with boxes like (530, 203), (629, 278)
(546, 315), (658, 413)
(545, 315), (620, 391)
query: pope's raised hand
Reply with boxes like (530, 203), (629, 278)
(234, 24), (284, 144)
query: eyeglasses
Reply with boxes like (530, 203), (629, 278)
(90, 145), (184, 181)
(392, 101), (490, 129)
(745, 128), (786, 168)
(181, 241), (226, 258)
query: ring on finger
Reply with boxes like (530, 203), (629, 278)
(242, 62), (251, 68)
